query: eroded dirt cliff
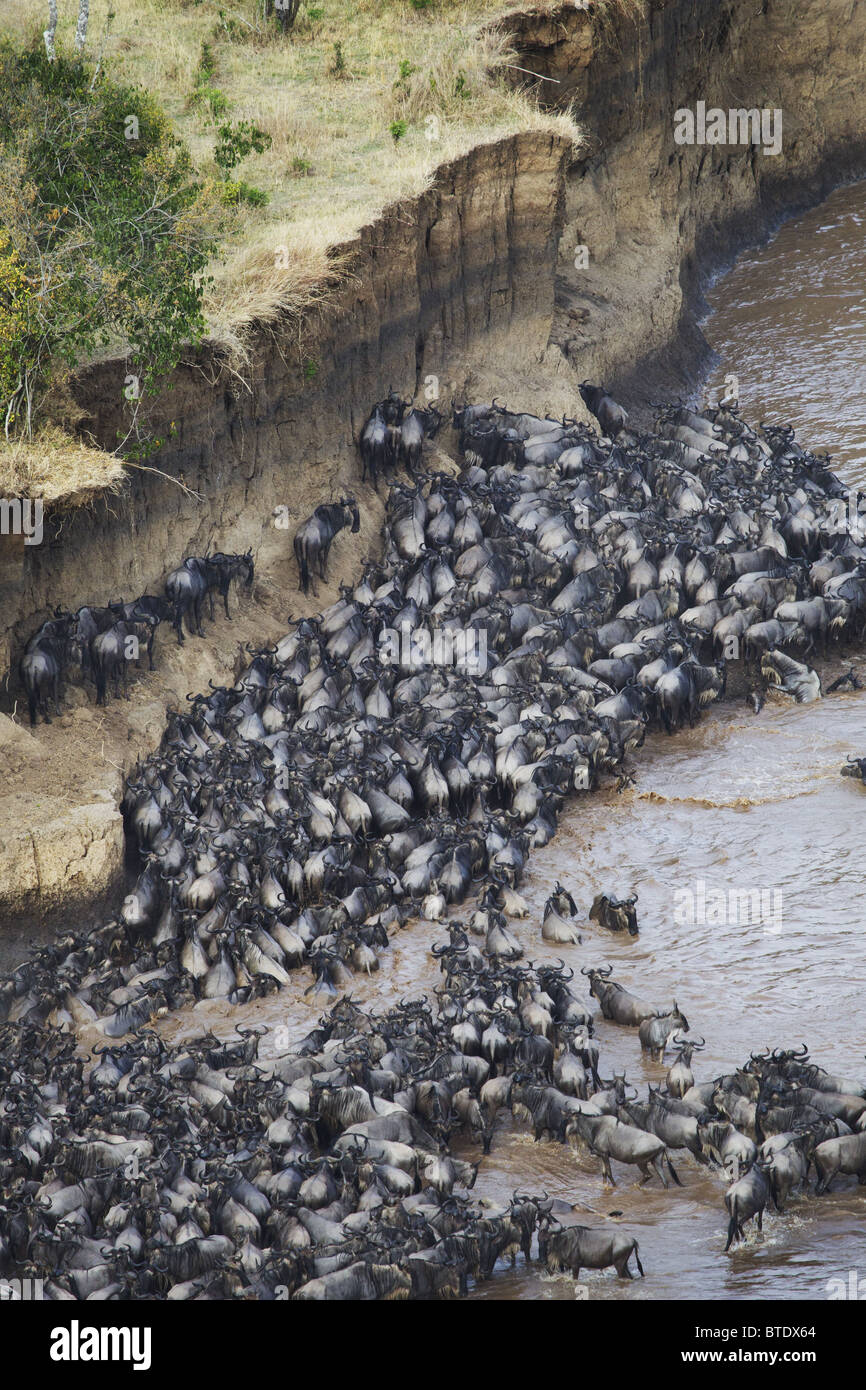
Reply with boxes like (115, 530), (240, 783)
(3, 0), (866, 932)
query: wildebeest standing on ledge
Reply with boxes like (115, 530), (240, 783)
(579, 382), (629, 438)
(294, 498), (360, 595)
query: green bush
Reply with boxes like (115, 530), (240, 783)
(0, 38), (219, 438)
(219, 178), (270, 206)
(213, 119), (272, 175)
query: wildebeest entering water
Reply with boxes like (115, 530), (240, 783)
(4, 386), (866, 1300)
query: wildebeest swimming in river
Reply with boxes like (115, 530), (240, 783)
(841, 753), (866, 783)
(6, 388), (866, 1299)
(294, 497), (360, 594)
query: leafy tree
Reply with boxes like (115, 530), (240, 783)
(0, 40), (219, 438)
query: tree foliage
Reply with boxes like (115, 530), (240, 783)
(0, 39), (219, 438)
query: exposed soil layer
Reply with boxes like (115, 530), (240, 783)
(3, 0), (866, 930)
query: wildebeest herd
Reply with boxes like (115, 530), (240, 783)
(3, 386), (866, 1298)
(18, 551), (254, 724)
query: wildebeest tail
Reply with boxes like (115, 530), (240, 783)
(666, 1153), (683, 1187)
(633, 1242), (644, 1277)
(724, 1214), (739, 1252)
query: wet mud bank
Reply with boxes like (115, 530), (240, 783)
(4, 0), (866, 927)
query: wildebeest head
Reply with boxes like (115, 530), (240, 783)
(341, 497), (361, 533)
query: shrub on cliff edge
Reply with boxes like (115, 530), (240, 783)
(0, 38), (220, 439)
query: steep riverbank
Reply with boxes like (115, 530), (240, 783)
(3, 0), (866, 930)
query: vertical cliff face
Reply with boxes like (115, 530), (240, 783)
(8, 1), (866, 670)
(3, 0), (866, 927)
(496, 0), (866, 406)
(0, 131), (570, 680)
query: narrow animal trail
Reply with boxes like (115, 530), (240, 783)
(2, 396), (865, 1300)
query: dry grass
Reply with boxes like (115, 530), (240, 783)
(2, 0), (598, 494)
(0, 428), (126, 505)
(9, 0), (582, 331)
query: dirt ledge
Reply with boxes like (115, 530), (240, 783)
(3, 0), (866, 940)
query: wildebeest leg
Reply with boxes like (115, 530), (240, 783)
(653, 1156), (669, 1188)
(615, 1253), (633, 1279)
(600, 1154), (616, 1185)
(195, 597), (205, 637)
(53, 668), (62, 719)
(223, 581), (232, 620)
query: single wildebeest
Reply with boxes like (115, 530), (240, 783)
(207, 551), (254, 619)
(294, 498), (360, 595)
(19, 615), (71, 725)
(399, 406), (440, 477)
(294, 1261), (411, 1300)
(589, 892), (639, 936)
(761, 648), (821, 703)
(69, 604), (115, 681)
(581, 964), (656, 1026)
(538, 1219), (644, 1279)
(542, 882), (581, 944)
(579, 382), (628, 438)
(655, 659), (726, 733)
(165, 556), (216, 643)
(91, 620), (152, 705)
(359, 403), (390, 490)
(666, 1035), (706, 1097)
(724, 1163), (771, 1250)
(638, 1002), (690, 1064)
(566, 1110), (682, 1187)
(760, 1133), (809, 1210)
(841, 754), (866, 785)
(813, 1130), (866, 1193)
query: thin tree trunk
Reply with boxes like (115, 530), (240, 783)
(44, 0), (58, 60)
(75, 0), (90, 52)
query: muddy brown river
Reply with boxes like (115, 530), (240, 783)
(23, 180), (866, 1302)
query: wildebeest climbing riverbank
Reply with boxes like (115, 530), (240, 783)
(2, 390), (865, 1297)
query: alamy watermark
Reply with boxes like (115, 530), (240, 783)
(379, 622), (487, 675)
(826, 1270), (866, 1300)
(0, 497), (43, 545)
(0, 1277), (44, 1300)
(674, 102), (782, 157)
(673, 879), (783, 935)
